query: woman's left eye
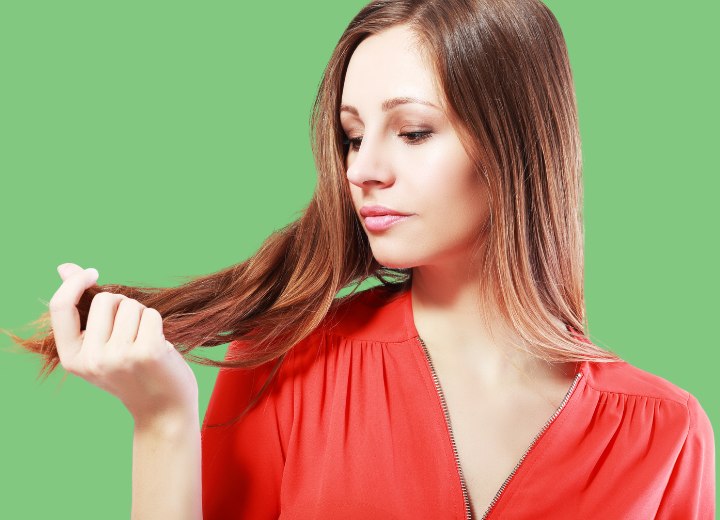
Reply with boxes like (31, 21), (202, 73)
(399, 131), (433, 145)
(342, 130), (433, 151)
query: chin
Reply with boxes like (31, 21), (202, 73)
(371, 252), (416, 270)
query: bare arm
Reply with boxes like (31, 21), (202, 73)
(131, 412), (202, 520)
(48, 263), (203, 519)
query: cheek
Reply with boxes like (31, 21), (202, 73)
(422, 156), (488, 237)
(422, 148), (483, 211)
(344, 185), (361, 228)
(347, 182), (362, 211)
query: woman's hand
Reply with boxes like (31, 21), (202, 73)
(49, 262), (199, 426)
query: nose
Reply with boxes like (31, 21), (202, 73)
(345, 131), (395, 189)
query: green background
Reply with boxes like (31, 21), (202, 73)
(1, 1), (716, 517)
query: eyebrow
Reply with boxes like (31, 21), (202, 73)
(339, 96), (440, 116)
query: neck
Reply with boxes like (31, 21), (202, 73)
(409, 265), (574, 388)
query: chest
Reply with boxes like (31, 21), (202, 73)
(416, 335), (582, 518)
(281, 338), (583, 519)
(433, 362), (576, 519)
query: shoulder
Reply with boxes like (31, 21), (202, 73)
(246, 283), (415, 389)
(584, 359), (690, 405)
(315, 283), (416, 342)
(583, 359), (714, 437)
(581, 359), (715, 514)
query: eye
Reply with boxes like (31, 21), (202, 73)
(342, 136), (363, 152)
(400, 130), (433, 145)
(342, 131), (433, 152)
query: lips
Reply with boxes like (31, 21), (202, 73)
(359, 205), (412, 217)
(359, 205), (414, 232)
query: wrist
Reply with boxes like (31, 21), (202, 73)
(132, 407), (199, 437)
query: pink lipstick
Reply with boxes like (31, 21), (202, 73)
(359, 205), (414, 232)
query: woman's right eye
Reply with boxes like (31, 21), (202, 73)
(343, 136), (362, 152)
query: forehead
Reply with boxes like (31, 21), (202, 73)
(341, 25), (442, 111)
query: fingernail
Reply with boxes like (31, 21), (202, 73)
(85, 267), (99, 280)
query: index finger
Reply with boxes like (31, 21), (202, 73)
(48, 267), (100, 359)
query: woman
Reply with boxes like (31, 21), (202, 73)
(10, 0), (714, 518)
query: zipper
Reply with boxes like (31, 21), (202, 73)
(416, 336), (584, 520)
(417, 336), (473, 519)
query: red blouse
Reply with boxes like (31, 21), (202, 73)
(201, 284), (715, 519)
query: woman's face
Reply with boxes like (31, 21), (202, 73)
(341, 25), (489, 271)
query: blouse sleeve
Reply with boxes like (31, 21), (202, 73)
(201, 340), (295, 520)
(656, 393), (716, 519)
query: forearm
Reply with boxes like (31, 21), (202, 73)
(131, 411), (202, 520)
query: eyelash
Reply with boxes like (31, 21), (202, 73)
(342, 131), (433, 152)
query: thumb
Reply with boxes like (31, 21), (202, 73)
(57, 262), (85, 281)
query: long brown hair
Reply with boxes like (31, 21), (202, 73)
(5, 0), (620, 392)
